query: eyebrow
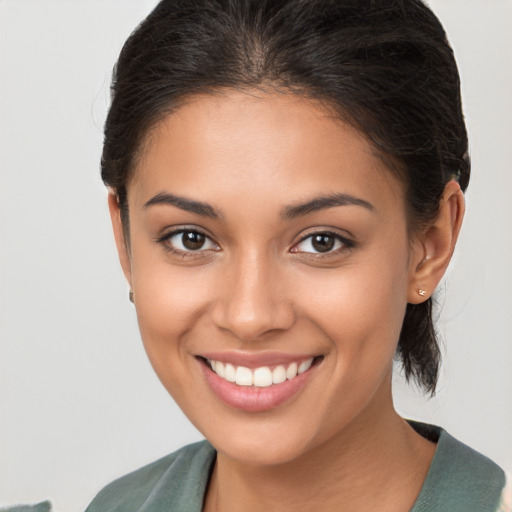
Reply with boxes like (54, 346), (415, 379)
(282, 193), (374, 219)
(144, 192), (222, 219)
(144, 191), (373, 221)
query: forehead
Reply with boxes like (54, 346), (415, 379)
(130, 90), (405, 215)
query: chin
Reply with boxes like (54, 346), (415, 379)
(213, 430), (314, 466)
(190, 407), (327, 467)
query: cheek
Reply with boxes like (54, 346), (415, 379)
(135, 269), (212, 335)
(293, 249), (409, 370)
(289, 262), (409, 435)
(129, 250), (219, 379)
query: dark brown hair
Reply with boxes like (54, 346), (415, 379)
(102, 0), (470, 394)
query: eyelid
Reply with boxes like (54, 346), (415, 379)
(156, 226), (220, 253)
(290, 229), (355, 255)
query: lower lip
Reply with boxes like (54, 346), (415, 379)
(198, 358), (319, 412)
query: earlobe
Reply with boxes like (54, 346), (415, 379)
(107, 190), (132, 287)
(407, 180), (465, 304)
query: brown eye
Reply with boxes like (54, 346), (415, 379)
(182, 231), (206, 250)
(162, 229), (218, 253)
(292, 231), (351, 255)
(311, 234), (335, 252)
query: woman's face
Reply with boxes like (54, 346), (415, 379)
(114, 90), (424, 465)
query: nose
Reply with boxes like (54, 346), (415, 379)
(211, 250), (296, 341)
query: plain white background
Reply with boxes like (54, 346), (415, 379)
(0, 1), (511, 510)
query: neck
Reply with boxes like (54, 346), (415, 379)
(204, 395), (436, 512)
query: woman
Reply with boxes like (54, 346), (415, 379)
(85, 0), (510, 510)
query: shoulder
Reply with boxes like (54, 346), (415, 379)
(85, 440), (216, 512)
(410, 422), (508, 512)
(0, 503), (52, 512)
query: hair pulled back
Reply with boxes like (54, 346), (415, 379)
(102, 0), (470, 394)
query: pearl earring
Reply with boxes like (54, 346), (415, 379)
(418, 289), (426, 297)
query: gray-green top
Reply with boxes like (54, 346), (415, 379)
(0, 502), (52, 512)
(85, 423), (507, 512)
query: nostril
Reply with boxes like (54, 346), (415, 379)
(211, 285), (296, 341)
(211, 302), (295, 341)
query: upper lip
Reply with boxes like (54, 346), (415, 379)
(197, 351), (320, 368)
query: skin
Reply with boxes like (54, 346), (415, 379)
(109, 90), (465, 511)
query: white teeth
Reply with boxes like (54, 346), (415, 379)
(286, 362), (298, 380)
(272, 365), (287, 384)
(298, 358), (314, 374)
(254, 367), (273, 387)
(208, 357), (317, 387)
(235, 366), (253, 386)
(215, 361), (226, 378)
(224, 363), (236, 383)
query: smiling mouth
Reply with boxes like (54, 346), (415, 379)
(197, 355), (323, 412)
(205, 357), (317, 387)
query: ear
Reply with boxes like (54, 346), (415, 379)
(108, 190), (132, 288)
(407, 180), (465, 304)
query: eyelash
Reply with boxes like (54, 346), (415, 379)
(155, 228), (220, 258)
(291, 230), (355, 257)
(156, 227), (354, 259)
